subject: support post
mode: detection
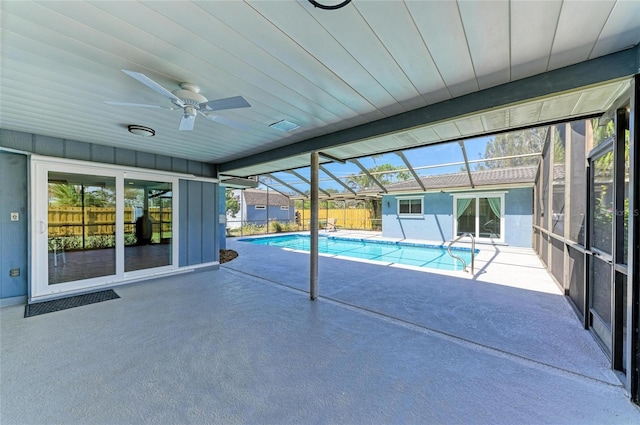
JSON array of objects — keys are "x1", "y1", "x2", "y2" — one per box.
[
  {"x1": 628, "y1": 74, "x2": 639, "y2": 404},
  {"x1": 310, "y1": 152, "x2": 319, "y2": 300}
]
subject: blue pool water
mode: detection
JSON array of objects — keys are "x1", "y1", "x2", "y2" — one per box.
[{"x1": 239, "y1": 234, "x2": 478, "y2": 271}]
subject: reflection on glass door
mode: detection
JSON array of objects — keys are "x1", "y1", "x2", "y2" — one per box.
[
  {"x1": 48, "y1": 172, "x2": 116, "y2": 284},
  {"x1": 124, "y1": 179, "x2": 173, "y2": 272}
]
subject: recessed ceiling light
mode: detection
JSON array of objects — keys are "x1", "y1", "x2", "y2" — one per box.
[
  {"x1": 269, "y1": 120, "x2": 299, "y2": 132},
  {"x1": 128, "y1": 125, "x2": 155, "y2": 137}
]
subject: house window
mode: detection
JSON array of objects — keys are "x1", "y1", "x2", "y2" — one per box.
[
  {"x1": 255, "y1": 205, "x2": 266, "y2": 210},
  {"x1": 397, "y1": 197, "x2": 423, "y2": 216},
  {"x1": 280, "y1": 205, "x2": 289, "y2": 210},
  {"x1": 453, "y1": 193, "x2": 505, "y2": 241}
]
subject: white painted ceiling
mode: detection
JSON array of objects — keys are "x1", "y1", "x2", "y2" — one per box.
[{"x1": 1, "y1": 1, "x2": 638, "y2": 177}]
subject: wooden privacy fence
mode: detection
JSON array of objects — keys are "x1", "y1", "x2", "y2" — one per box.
[
  {"x1": 48, "y1": 206, "x2": 172, "y2": 236},
  {"x1": 296, "y1": 208, "x2": 376, "y2": 230}
]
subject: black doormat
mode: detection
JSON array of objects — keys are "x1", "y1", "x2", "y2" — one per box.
[{"x1": 24, "y1": 289, "x2": 120, "y2": 318}]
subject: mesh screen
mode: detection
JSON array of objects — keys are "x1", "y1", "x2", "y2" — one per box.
[
  {"x1": 568, "y1": 246, "x2": 585, "y2": 316},
  {"x1": 540, "y1": 138, "x2": 551, "y2": 230},
  {"x1": 552, "y1": 125, "x2": 566, "y2": 236},
  {"x1": 569, "y1": 121, "x2": 587, "y2": 245},
  {"x1": 541, "y1": 233, "x2": 549, "y2": 267},
  {"x1": 590, "y1": 257, "x2": 612, "y2": 328},
  {"x1": 551, "y1": 237, "x2": 564, "y2": 285}
]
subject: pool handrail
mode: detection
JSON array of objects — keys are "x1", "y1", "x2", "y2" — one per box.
[{"x1": 447, "y1": 233, "x2": 475, "y2": 274}]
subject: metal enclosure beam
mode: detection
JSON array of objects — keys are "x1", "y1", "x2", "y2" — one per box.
[
  {"x1": 628, "y1": 74, "x2": 639, "y2": 404},
  {"x1": 263, "y1": 173, "x2": 307, "y2": 197},
  {"x1": 286, "y1": 169, "x2": 330, "y2": 197},
  {"x1": 310, "y1": 152, "x2": 319, "y2": 300},
  {"x1": 349, "y1": 159, "x2": 387, "y2": 193},
  {"x1": 319, "y1": 165, "x2": 357, "y2": 195},
  {"x1": 395, "y1": 151, "x2": 425, "y2": 191},
  {"x1": 458, "y1": 141, "x2": 475, "y2": 188}
]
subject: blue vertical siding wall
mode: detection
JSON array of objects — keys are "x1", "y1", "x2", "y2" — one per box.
[
  {"x1": 179, "y1": 180, "x2": 218, "y2": 267},
  {"x1": 382, "y1": 193, "x2": 453, "y2": 242},
  {"x1": 381, "y1": 188, "x2": 533, "y2": 247},
  {"x1": 0, "y1": 129, "x2": 217, "y2": 177},
  {"x1": 0, "y1": 152, "x2": 28, "y2": 302},
  {"x1": 0, "y1": 129, "x2": 220, "y2": 300}
]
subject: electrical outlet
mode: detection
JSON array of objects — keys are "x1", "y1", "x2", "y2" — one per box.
[
  {"x1": 10, "y1": 212, "x2": 19, "y2": 221},
  {"x1": 10, "y1": 268, "x2": 20, "y2": 277}
]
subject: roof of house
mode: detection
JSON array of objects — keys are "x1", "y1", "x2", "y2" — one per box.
[
  {"x1": 384, "y1": 165, "x2": 539, "y2": 192},
  {"x1": 242, "y1": 189, "x2": 291, "y2": 206}
]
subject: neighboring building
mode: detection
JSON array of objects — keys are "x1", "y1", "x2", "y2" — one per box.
[
  {"x1": 381, "y1": 166, "x2": 536, "y2": 247},
  {"x1": 226, "y1": 188, "x2": 295, "y2": 228}
]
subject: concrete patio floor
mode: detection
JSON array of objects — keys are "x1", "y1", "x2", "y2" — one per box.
[{"x1": 1, "y1": 232, "x2": 639, "y2": 424}]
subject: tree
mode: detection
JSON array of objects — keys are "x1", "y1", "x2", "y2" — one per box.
[
  {"x1": 471, "y1": 128, "x2": 547, "y2": 170},
  {"x1": 345, "y1": 163, "x2": 411, "y2": 190},
  {"x1": 225, "y1": 189, "x2": 240, "y2": 218},
  {"x1": 49, "y1": 183, "x2": 113, "y2": 207},
  {"x1": 345, "y1": 163, "x2": 411, "y2": 222}
]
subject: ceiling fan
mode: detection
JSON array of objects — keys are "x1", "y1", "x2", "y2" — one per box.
[{"x1": 104, "y1": 70, "x2": 251, "y2": 131}]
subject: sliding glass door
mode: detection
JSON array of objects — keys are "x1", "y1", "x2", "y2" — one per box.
[
  {"x1": 454, "y1": 193, "x2": 505, "y2": 242},
  {"x1": 32, "y1": 158, "x2": 178, "y2": 300}
]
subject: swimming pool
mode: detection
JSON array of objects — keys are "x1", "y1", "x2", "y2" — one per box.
[{"x1": 239, "y1": 234, "x2": 478, "y2": 271}]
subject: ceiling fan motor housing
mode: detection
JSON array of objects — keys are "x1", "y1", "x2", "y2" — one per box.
[{"x1": 172, "y1": 86, "x2": 208, "y2": 110}]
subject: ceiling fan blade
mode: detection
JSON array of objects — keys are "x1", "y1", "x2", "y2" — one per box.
[
  {"x1": 201, "y1": 96, "x2": 250, "y2": 112},
  {"x1": 201, "y1": 112, "x2": 251, "y2": 131},
  {"x1": 103, "y1": 100, "x2": 175, "y2": 110},
  {"x1": 121, "y1": 70, "x2": 185, "y2": 107},
  {"x1": 179, "y1": 114, "x2": 196, "y2": 131}
]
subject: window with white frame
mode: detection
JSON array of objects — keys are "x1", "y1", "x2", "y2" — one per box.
[
  {"x1": 397, "y1": 196, "x2": 423, "y2": 216},
  {"x1": 280, "y1": 205, "x2": 289, "y2": 210},
  {"x1": 453, "y1": 193, "x2": 505, "y2": 241},
  {"x1": 255, "y1": 205, "x2": 266, "y2": 210}
]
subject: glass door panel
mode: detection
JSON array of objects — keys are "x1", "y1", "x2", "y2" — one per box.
[
  {"x1": 48, "y1": 172, "x2": 116, "y2": 284},
  {"x1": 479, "y1": 197, "x2": 501, "y2": 239},
  {"x1": 456, "y1": 198, "x2": 475, "y2": 235},
  {"x1": 124, "y1": 179, "x2": 173, "y2": 272}
]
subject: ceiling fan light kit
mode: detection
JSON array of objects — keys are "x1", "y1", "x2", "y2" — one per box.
[
  {"x1": 106, "y1": 70, "x2": 251, "y2": 131},
  {"x1": 127, "y1": 125, "x2": 155, "y2": 137}
]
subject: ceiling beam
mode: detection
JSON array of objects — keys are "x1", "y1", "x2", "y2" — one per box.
[
  {"x1": 318, "y1": 151, "x2": 346, "y2": 164},
  {"x1": 218, "y1": 45, "x2": 639, "y2": 174}
]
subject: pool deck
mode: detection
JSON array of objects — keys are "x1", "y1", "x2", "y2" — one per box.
[{"x1": 1, "y1": 231, "x2": 639, "y2": 424}]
